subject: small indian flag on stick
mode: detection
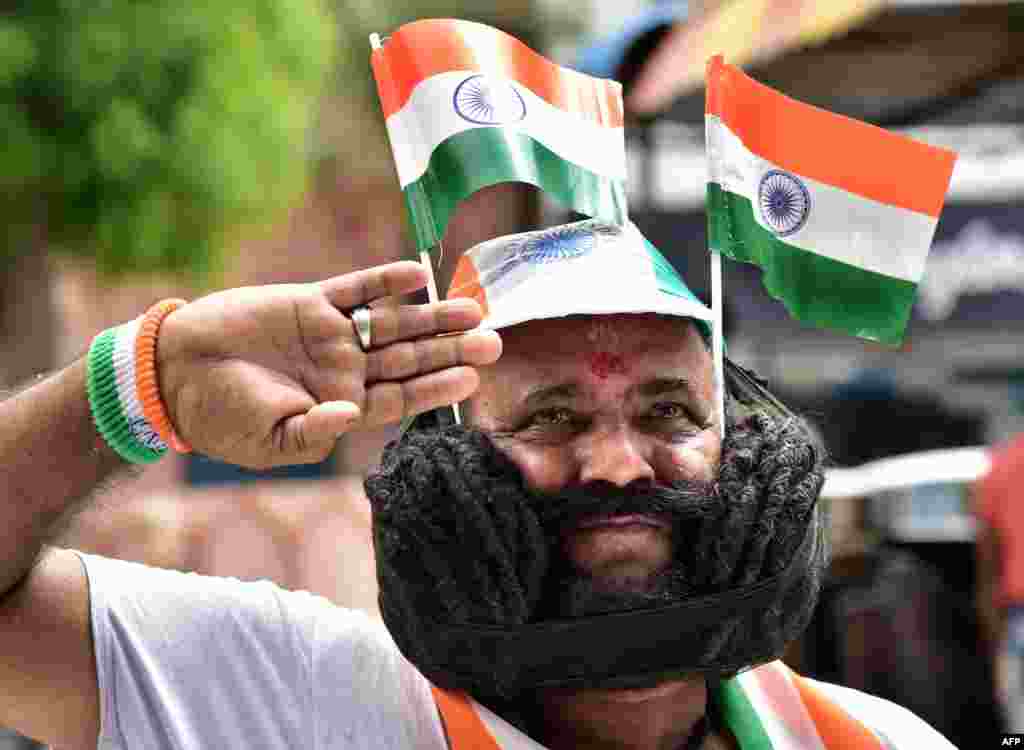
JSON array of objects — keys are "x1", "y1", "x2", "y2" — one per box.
[
  {"x1": 371, "y1": 19, "x2": 628, "y2": 253},
  {"x1": 705, "y1": 55, "x2": 957, "y2": 345}
]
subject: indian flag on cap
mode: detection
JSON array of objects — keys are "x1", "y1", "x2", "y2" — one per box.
[
  {"x1": 371, "y1": 19, "x2": 628, "y2": 253},
  {"x1": 705, "y1": 55, "x2": 957, "y2": 345},
  {"x1": 446, "y1": 219, "x2": 712, "y2": 336}
]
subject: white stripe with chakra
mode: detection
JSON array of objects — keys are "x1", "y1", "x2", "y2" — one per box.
[
  {"x1": 707, "y1": 114, "x2": 938, "y2": 283},
  {"x1": 736, "y1": 665, "x2": 827, "y2": 750},
  {"x1": 111, "y1": 318, "x2": 167, "y2": 452},
  {"x1": 386, "y1": 70, "x2": 627, "y2": 187}
]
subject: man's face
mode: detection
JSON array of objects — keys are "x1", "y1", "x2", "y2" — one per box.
[{"x1": 467, "y1": 313, "x2": 721, "y2": 595}]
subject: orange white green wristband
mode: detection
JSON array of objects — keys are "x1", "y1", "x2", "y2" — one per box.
[{"x1": 86, "y1": 299, "x2": 191, "y2": 464}]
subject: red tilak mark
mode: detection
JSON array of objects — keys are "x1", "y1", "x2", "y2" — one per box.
[{"x1": 587, "y1": 352, "x2": 629, "y2": 379}]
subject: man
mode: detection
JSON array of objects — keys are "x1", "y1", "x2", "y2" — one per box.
[
  {"x1": 0, "y1": 220, "x2": 952, "y2": 748},
  {"x1": 975, "y1": 433, "x2": 1024, "y2": 732}
]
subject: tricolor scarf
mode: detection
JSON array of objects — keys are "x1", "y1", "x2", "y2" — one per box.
[{"x1": 431, "y1": 661, "x2": 944, "y2": 749}]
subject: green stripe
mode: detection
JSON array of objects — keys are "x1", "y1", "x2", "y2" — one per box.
[
  {"x1": 87, "y1": 329, "x2": 165, "y2": 465},
  {"x1": 642, "y1": 237, "x2": 712, "y2": 341},
  {"x1": 716, "y1": 677, "x2": 775, "y2": 750},
  {"x1": 707, "y1": 183, "x2": 917, "y2": 346},
  {"x1": 403, "y1": 128, "x2": 627, "y2": 252}
]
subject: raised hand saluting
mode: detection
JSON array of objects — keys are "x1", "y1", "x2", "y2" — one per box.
[{"x1": 156, "y1": 261, "x2": 500, "y2": 469}]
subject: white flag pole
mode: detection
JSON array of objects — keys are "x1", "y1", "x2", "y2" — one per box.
[
  {"x1": 370, "y1": 32, "x2": 462, "y2": 425},
  {"x1": 705, "y1": 89, "x2": 727, "y2": 440},
  {"x1": 711, "y1": 249, "x2": 726, "y2": 439}
]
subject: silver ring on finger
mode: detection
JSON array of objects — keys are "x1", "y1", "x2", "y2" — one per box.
[{"x1": 350, "y1": 305, "x2": 373, "y2": 351}]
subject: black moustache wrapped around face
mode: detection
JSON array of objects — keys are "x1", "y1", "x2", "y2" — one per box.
[{"x1": 365, "y1": 412, "x2": 827, "y2": 702}]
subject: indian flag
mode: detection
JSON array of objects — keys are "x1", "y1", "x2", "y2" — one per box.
[
  {"x1": 371, "y1": 19, "x2": 628, "y2": 253},
  {"x1": 446, "y1": 219, "x2": 713, "y2": 337},
  {"x1": 705, "y1": 55, "x2": 957, "y2": 345}
]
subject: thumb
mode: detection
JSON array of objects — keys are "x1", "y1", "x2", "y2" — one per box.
[{"x1": 275, "y1": 401, "x2": 361, "y2": 463}]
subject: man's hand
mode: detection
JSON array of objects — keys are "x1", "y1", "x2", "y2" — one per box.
[{"x1": 157, "y1": 261, "x2": 500, "y2": 469}]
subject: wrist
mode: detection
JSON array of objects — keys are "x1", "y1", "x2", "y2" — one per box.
[
  {"x1": 154, "y1": 303, "x2": 189, "y2": 451},
  {"x1": 136, "y1": 299, "x2": 191, "y2": 453}
]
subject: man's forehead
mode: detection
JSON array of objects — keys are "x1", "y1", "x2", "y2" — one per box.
[
  {"x1": 470, "y1": 314, "x2": 715, "y2": 425},
  {"x1": 497, "y1": 313, "x2": 703, "y2": 360},
  {"x1": 584, "y1": 320, "x2": 622, "y2": 350}
]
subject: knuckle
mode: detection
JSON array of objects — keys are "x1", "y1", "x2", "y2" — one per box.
[
  {"x1": 400, "y1": 308, "x2": 422, "y2": 342},
  {"x1": 377, "y1": 308, "x2": 398, "y2": 343},
  {"x1": 388, "y1": 343, "x2": 418, "y2": 379},
  {"x1": 454, "y1": 333, "x2": 468, "y2": 364},
  {"x1": 367, "y1": 382, "x2": 407, "y2": 424},
  {"x1": 364, "y1": 353, "x2": 381, "y2": 382},
  {"x1": 397, "y1": 382, "x2": 414, "y2": 420},
  {"x1": 396, "y1": 305, "x2": 429, "y2": 342},
  {"x1": 359, "y1": 273, "x2": 374, "y2": 304},
  {"x1": 413, "y1": 339, "x2": 430, "y2": 374},
  {"x1": 443, "y1": 336, "x2": 461, "y2": 368}
]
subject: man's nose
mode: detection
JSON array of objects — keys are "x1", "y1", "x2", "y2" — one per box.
[{"x1": 577, "y1": 426, "x2": 656, "y2": 487}]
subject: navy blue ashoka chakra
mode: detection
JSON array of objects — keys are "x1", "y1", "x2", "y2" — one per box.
[
  {"x1": 519, "y1": 224, "x2": 596, "y2": 264},
  {"x1": 757, "y1": 170, "x2": 811, "y2": 237},
  {"x1": 453, "y1": 74, "x2": 527, "y2": 125},
  {"x1": 483, "y1": 225, "x2": 596, "y2": 286}
]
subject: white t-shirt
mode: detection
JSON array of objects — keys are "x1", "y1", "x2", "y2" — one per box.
[
  {"x1": 78, "y1": 552, "x2": 955, "y2": 750},
  {"x1": 78, "y1": 553, "x2": 447, "y2": 750}
]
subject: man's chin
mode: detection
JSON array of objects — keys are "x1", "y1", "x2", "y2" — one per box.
[
  {"x1": 562, "y1": 523, "x2": 673, "y2": 584},
  {"x1": 540, "y1": 677, "x2": 700, "y2": 708},
  {"x1": 539, "y1": 564, "x2": 684, "y2": 619}
]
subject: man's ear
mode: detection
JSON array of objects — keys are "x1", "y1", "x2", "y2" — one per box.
[{"x1": 400, "y1": 405, "x2": 458, "y2": 436}]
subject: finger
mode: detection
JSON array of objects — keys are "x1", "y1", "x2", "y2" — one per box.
[
  {"x1": 319, "y1": 262, "x2": 428, "y2": 310},
  {"x1": 365, "y1": 298, "x2": 484, "y2": 347},
  {"x1": 365, "y1": 329, "x2": 502, "y2": 383},
  {"x1": 274, "y1": 401, "x2": 361, "y2": 463},
  {"x1": 361, "y1": 367, "x2": 480, "y2": 427}
]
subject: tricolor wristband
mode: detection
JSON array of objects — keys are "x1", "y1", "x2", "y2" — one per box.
[
  {"x1": 87, "y1": 298, "x2": 191, "y2": 464},
  {"x1": 87, "y1": 318, "x2": 168, "y2": 464}
]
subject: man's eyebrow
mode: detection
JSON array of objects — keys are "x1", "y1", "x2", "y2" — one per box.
[
  {"x1": 520, "y1": 378, "x2": 698, "y2": 408},
  {"x1": 637, "y1": 377, "x2": 713, "y2": 426},
  {"x1": 635, "y1": 377, "x2": 698, "y2": 399},
  {"x1": 522, "y1": 382, "x2": 580, "y2": 409}
]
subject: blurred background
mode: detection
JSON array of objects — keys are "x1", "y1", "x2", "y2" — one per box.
[{"x1": 3, "y1": 1, "x2": 1024, "y2": 747}]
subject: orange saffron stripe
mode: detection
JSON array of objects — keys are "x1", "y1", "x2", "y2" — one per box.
[
  {"x1": 431, "y1": 687, "x2": 502, "y2": 750},
  {"x1": 705, "y1": 55, "x2": 956, "y2": 217},
  {"x1": 372, "y1": 19, "x2": 624, "y2": 128},
  {"x1": 789, "y1": 672, "x2": 886, "y2": 750},
  {"x1": 135, "y1": 299, "x2": 191, "y2": 454},
  {"x1": 445, "y1": 256, "x2": 490, "y2": 318}
]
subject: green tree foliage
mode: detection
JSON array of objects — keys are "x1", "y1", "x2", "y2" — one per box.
[{"x1": 0, "y1": 1, "x2": 335, "y2": 279}]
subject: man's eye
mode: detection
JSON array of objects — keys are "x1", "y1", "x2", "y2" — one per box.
[
  {"x1": 529, "y1": 408, "x2": 577, "y2": 427},
  {"x1": 649, "y1": 402, "x2": 688, "y2": 420}
]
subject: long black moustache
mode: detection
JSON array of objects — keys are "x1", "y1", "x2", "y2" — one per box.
[
  {"x1": 525, "y1": 479, "x2": 721, "y2": 537},
  {"x1": 525, "y1": 479, "x2": 725, "y2": 620}
]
